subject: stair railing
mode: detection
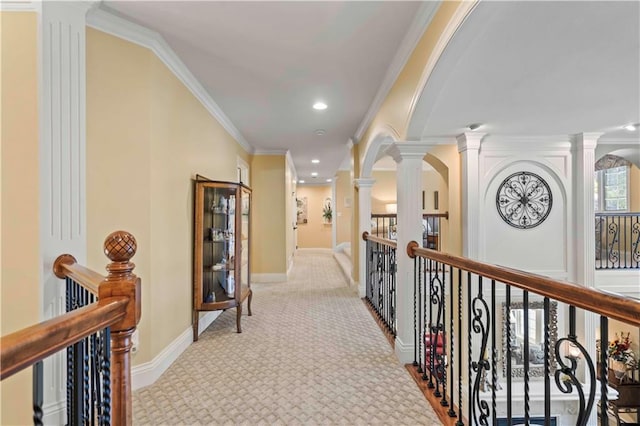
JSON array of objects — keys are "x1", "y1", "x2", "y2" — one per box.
[{"x1": 0, "y1": 230, "x2": 141, "y2": 425}]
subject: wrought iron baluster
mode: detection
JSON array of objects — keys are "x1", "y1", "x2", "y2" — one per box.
[
  {"x1": 491, "y1": 279, "x2": 497, "y2": 426},
  {"x1": 33, "y1": 361, "x2": 43, "y2": 426},
  {"x1": 505, "y1": 285, "x2": 512, "y2": 426},
  {"x1": 426, "y1": 258, "x2": 433, "y2": 385},
  {"x1": 448, "y1": 264, "x2": 456, "y2": 417},
  {"x1": 438, "y1": 263, "x2": 447, "y2": 405},
  {"x1": 456, "y1": 268, "x2": 464, "y2": 426},
  {"x1": 544, "y1": 297, "x2": 551, "y2": 426},
  {"x1": 413, "y1": 257, "x2": 418, "y2": 367},
  {"x1": 83, "y1": 289, "x2": 91, "y2": 424},
  {"x1": 632, "y1": 216, "x2": 640, "y2": 268},
  {"x1": 101, "y1": 328, "x2": 111, "y2": 425},
  {"x1": 523, "y1": 291, "x2": 530, "y2": 426},
  {"x1": 600, "y1": 315, "x2": 609, "y2": 426},
  {"x1": 417, "y1": 257, "x2": 423, "y2": 375},
  {"x1": 554, "y1": 305, "x2": 596, "y2": 426},
  {"x1": 471, "y1": 276, "x2": 490, "y2": 426},
  {"x1": 467, "y1": 272, "x2": 472, "y2": 426}
]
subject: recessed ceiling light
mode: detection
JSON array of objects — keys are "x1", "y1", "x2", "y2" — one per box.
[
  {"x1": 311, "y1": 172, "x2": 318, "y2": 177},
  {"x1": 311, "y1": 159, "x2": 320, "y2": 164},
  {"x1": 299, "y1": 180, "x2": 305, "y2": 184},
  {"x1": 468, "y1": 123, "x2": 482, "y2": 131},
  {"x1": 314, "y1": 129, "x2": 326, "y2": 136},
  {"x1": 313, "y1": 102, "x2": 327, "y2": 111},
  {"x1": 623, "y1": 123, "x2": 638, "y2": 131},
  {"x1": 326, "y1": 179, "x2": 332, "y2": 182}
]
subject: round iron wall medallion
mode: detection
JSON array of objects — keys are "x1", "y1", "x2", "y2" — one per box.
[{"x1": 496, "y1": 171, "x2": 552, "y2": 229}]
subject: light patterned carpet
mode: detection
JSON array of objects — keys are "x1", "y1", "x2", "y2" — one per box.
[{"x1": 133, "y1": 251, "x2": 439, "y2": 425}]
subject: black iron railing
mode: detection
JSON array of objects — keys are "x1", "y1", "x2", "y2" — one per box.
[
  {"x1": 408, "y1": 242, "x2": 640, "y2": 426},
  {"x1": 370, "y1": 212, "x2": 448, "y2": 250},
  {"x1": 595, "y1": 212, "x2": 640, "y2": 269},
  {"x1": 363, "y1": 232, "x2": 397, "y2": 337},
  {"x1": 63, "y1": 277, "x2": 112, "y2": 425}
]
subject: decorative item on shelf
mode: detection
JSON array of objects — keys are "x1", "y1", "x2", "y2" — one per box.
[
  {"x1": 204, "y1": 291, "x2": 215, "y2": 303},
  {"x1": 608, "y1": 331, "x2": 637, "y2": 380},
  {"x1": 227, "y1": 276, "x2": 235, "y2": 298},
  {"x1": 496, "y1": 171, "x2": 552, "y2": 229},
  {"x1": 323, "y1": 197, "x2": 332, "y2": 224}
]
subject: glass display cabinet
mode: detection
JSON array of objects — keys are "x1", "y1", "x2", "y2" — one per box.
[{"x1": 193, "y1": 176, "x2": 252, "y2": 341}]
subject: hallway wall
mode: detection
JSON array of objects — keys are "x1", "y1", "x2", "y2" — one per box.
[
  {"x1": 296, "y1": 186, "x2": 332, "y2": 249},
  {"x1": 86, "y1": 28, "x2": 251, "y2": 365},
  {"x1": 0, "y1": 11, "x2": 40, "y2": 425},
  {"x1": 335, "y1": 170, "x2": 352, "y2": 246}
]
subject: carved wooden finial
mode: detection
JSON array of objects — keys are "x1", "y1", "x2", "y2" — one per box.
[
  {"x1": 104, "y1": 231, "x2": 137, "y2": 262},
  {"x1": 104, "y1": 231, "x2": 137, "y2": 278}
]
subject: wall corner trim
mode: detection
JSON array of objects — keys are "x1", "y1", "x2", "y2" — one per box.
[
  {"x1": 86, "y1": 7, "x2": 253, "y2": 154},
  {"x1": 131, "y1": 311, "x2": 220, "y2": 390}
]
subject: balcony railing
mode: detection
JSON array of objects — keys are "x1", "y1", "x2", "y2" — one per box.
[
  {"x1": 595, "y1": 212, "x2": 640, "y2": 269},
  {"x1": 407, "y1": 242, "x2": 640, "y2": 426},
  {"x1": 371, "y1": 212, "x2": 448, "y2": 251},
  {"x1": 363, "y1": 232, "x2": 397, "y2": 337}
]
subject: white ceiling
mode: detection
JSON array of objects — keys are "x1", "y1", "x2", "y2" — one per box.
[
  {"x1": 100, "y1": 1, "x2": 638, "y2": 183},
  {"x1": 103, "y1": 1, "x2": 423, "y2": 183},
  {"x1": 408, "y1": 1, "x2": 640, "y2": 141}
]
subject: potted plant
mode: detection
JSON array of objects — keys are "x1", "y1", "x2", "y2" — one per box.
[{"x1": 322, "y1": 204, "x2": 332, "y2": 224}]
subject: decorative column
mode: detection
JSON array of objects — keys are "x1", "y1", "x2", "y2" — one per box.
[
  {"x1": 355, "y1": 178, "x2": 376, "y2": 297},
  {"x1": 40, "y1": 2, "x2": 94, "y2": 423},
  {"x1": 457, "y1": 133, "x2": 485, "y2": 259},
  {"x1": 573, "y1": 132, "x2": 601, "y2": 425},
  {"x1": 387, "y1": 142, "x2": 431, "y2": 363}
]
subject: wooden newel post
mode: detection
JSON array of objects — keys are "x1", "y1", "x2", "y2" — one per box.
[{"x1": 98, "y1": 231, "x2": 141, "y2": 426}]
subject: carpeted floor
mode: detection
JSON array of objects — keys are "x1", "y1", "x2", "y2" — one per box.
[{"x1": 132, "y1": 251, "x2": 439, "y2": 425}]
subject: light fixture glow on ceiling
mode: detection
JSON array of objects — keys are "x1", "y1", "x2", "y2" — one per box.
[
  {"x1": 299, "y1": 180, "x2": 305, "y2": 184},
  {"x1": 311, "y1": 172, "x2": 318, "y2": 177},
  {"x1": 314, "y1": 129, "x2": 326, "y2": 136},
  {"x1": 623, "y1": 123, "x2": 638, "y2": 131},
  {"x1": 326, "y1": 179, "x2": 332, "y2": 182},
  {"x1": 313, "y1": 102, "x2": 327, "y2": 111},
  {"x1": 311, "y1": 159, "x2": 320, "y2": 164}
]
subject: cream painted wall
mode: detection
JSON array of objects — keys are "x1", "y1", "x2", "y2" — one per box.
[
  {"x1": 370, "y1": 169, "x2": 448, "y2": 215},
  {"x1": 0, "y1": 12, "x2": 40, "y2": 425},
  {"x1": 296, "y1": 186, "x2": 332, "y2": 249},
  {"x1": 630, "y1": 164, "x2": 640, "y2": 211},
  {"x1": 251, "y1": 155, "x2": 287, "y2": 274},
  {"x1": 86, "y1": 28, "x2": 251, "y2": 364},
  {"x1": 335, "y1": 170, "x2": 352, "y2": 245}
]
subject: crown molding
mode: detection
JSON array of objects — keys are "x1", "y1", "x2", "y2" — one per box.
[
  {"x1": 0, "y1": 1, "x2": 40, "y2": 11},
  {"x1": 86, "y1": 7, "x2": 253, "y2": 153},
  {"x1": 481, "y1": 134, "x2": 573, "y2": 148},
  {"x1": 598, "y1": 137, "x2": 640, "y2": 145},
  {"x1": 420, "y1": 136, "x2": 458, "y2": 145},
  {"x1": 353, "y1": 1, "x2": 439, "y2": 141},
  {"x1": 253, "y1": 149, "x2": 288, "y2": 155}
]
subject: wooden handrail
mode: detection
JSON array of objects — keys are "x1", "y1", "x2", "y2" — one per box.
[
  {"x1": 407, "y1": 243, "x2": 640, "y2": 327},
  {"x1": 362, "y1": 231, "x2": 397, "y2": 248},
  {"x1": 0, "y1": 297, "x2": 128, "y2": 380},
  {"x1": 53, "y1": 254, "x2": 103, "y2": 294}
]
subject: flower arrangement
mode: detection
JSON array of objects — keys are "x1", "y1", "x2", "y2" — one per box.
[
  {"x1": 322, "y1": 204, "x2": 332, "y2": 223},
  {"x1": 608, "y1": 331, "x2": 634, "y2": 363}
]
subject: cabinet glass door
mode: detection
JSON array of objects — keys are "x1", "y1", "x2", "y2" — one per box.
[
  {"x1": 240, "y1": 187, "x2": 251, "y2": 294},
  {"x1": 202, "y1": 184, "x2": 236, "y2": 304}
]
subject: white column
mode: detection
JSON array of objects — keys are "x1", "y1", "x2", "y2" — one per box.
[
  {"x1": 573, "y1": 133, "x2": 601, "y2": 425},
  {"x1": 355, "y1": 178, "x2": 375, "y2": 297},
  {"x1": 387, "y1": 142, "x2": 431, "y2": 363},
  {"x1": 40, "y1": 2, "x2": 93, "y2": 423},
  {"x1": 457, "y1": 133, "x2": 485, "y2": 259}
]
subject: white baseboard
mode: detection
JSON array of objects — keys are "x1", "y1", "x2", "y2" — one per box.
[
  {"x1": 394, "y1": 336, "x2": 414, "y2": 364},
  {"x1": 334, "y1": 242, "x2": 349, "y2": 253},
  {"x1": 42, "y1": 400, "x2": 65, "y2": 425},
  {"x1": 358, "y1": 280, "x2": 366, "y2": 297},
  {"x1": 132, "y1": 311, "x2": 220, "y2": 390},
  {"x1": 252, "y1": 273, "x2": 287, "y2": 283},
  {"x1": 287, "y1": 255, "x2": 294, "y2": 278}
]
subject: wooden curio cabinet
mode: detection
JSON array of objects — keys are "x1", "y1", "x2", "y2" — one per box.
[{"x1": 193, "y1": 177, "x2": 252, "y2": 341}]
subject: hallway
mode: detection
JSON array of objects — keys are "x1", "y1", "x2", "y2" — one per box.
[{"x1": 132, "y1": 251, "x2": 439, "y2": 425}]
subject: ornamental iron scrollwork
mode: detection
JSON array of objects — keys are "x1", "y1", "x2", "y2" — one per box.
[{"x1": 496, "y1": 171, "x2": 552, "y2": 229}]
